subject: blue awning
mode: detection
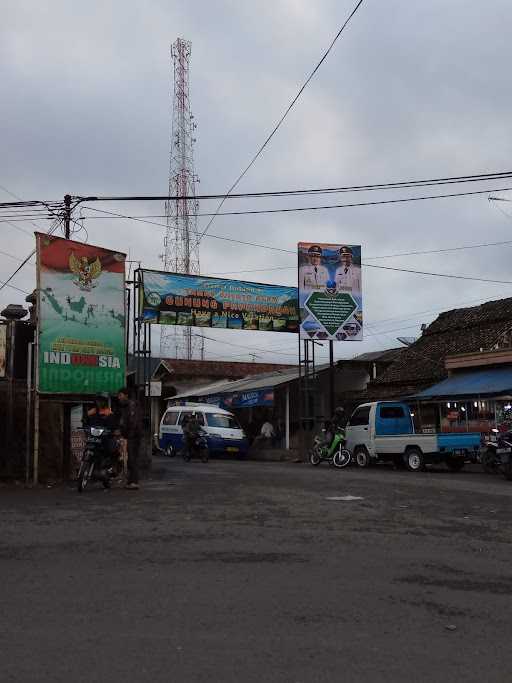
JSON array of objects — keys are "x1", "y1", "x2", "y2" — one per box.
[{"x1": 413, "y1": 367, "x2": 512, "y2": 400}]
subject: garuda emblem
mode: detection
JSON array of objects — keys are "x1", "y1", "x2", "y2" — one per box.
[{"x1": 69, "y1": 253, "x2": 102, "y2": 291}]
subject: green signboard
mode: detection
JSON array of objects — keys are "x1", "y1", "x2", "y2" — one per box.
[
  {"x1": 36, "y1": 234, "x2": 126, "y2": 394},
  {"x1": 305, "y1": 292, "x2": 357, "y2": 336}
]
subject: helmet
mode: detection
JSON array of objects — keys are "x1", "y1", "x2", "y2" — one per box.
[{"x1": 335, "y1": 406, "x2": 345, "y2": 417}]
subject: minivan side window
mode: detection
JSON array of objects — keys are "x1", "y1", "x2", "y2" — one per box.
[
  {"x1": 348, "y1": 406, "x2": 371, "y2": 427},
  {"x1": 163, "y1": 411, "x2": 178, "y2": 426},
  {"x1": 380, "y1": 406, "x2": 405, "y2": 419},
  {"x1": 178, "y1": 411, "x2": 205, "y2": 426}
]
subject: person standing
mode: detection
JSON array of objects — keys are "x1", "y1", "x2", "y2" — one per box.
[{"x1": 117, "y1": 387, "x2": 143, "y2": 490}]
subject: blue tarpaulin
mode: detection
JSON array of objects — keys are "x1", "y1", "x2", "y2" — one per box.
[{"x1": 413, "y1": 367, "x2": 512, "y2": 400}]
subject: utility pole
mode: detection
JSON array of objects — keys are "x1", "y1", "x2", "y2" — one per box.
[
  {"x1": 64, "y1": 194, "x2": 72, "y2": 239},
  {"x1": 62, "y1": 193, "x2": 72, "y2": 478}
]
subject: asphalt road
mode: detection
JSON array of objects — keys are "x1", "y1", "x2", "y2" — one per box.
[{"x1": 1, "y1": 457, "x2": 511, "y2": 682}]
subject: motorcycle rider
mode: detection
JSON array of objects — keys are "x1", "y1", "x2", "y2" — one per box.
[
  {"x1": 84, "y1": 394, "x2": 120, "y2": 480},
  {"x1": 183, "y1": 412, "x2": 202, "y2": 458},
  {"x1": 324, "y1": 406, "x2": 346, "y2": 449}
]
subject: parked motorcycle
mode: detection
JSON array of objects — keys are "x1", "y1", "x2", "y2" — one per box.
[
  {"x1": 77, "y1": 426, "x2": 121, "y2": 492},
  {"x1": 482, "y1": 429, "x2": 512, "y2": 481},
  {"x1": 309, "y1": 427, "x2": 351, "y2": 468},
  {"x1": 182, "y1": 430, "x2": 209, "y2": 463}
]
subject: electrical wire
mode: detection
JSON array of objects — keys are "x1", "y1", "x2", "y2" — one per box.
[
  {"x1": 76, "y1": 185, "x2": 512, "y2": 220},
  {"x1": 74, "y1": 170, "x2": 512, "y2": 204},
  {"x1": 80, "y1": 205, "x2": 512, "y2": 285},
  {"x1": 198, "y1": 0, "x2": 365, "y2": 240}
]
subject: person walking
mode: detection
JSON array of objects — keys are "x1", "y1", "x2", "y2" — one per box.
[{"x1": 117, "y1": 387, "x2": 143, "y2": 490}]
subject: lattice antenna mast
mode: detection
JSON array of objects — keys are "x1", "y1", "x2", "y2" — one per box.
[{"x1": 161, "y1": 37, "x2": 203, "y2": 359}]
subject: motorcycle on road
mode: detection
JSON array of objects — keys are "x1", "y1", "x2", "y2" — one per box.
[
  {"x1": 77, "y1": 426, "x2": 121, "y2": 492},
  {"x1": 482, "y1": 429, "x2": 512, "y2": 481},
  {"x1": 309, "y1": 426, "x2": 351, "y2": 468},
  {"x1": 182, "y1": 429, "x2": 209, "y2": 463}
]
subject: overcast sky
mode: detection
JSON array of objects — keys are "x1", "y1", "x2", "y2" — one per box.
[{"x1": 2, "y1": 0, "x2": 512, "y2": 364}]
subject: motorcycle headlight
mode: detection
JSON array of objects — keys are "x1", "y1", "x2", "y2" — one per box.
[{"x1": 90, "y1": 427, "x2": 105, "y2": 437}]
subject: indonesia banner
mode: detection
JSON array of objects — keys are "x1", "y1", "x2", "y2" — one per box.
[{"x1": 36, "y1": 233, "x2": 126, "y2": 394}]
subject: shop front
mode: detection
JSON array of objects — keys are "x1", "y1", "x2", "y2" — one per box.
[{"x1": 411, "y1": 366, "x2": 512, "y2": 437}]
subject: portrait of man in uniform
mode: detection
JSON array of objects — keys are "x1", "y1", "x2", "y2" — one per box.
[
  {"x1": 299, "y1": 244, "x2": 330, "y2": 292},
  {"x1": 334, "y1": 245, "x2": 361, "y2": 296}
]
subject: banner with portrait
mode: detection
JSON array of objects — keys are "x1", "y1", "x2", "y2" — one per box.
[{"x1": 298, "y1": 242, "x2": 363, "y2": 341}]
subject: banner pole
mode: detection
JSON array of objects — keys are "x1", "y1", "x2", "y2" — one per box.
[{"x1": 25, "y1": 342, "x2": 33, "y2": 485}]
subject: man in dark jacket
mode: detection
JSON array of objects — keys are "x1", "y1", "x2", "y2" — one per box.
[
  {"x1": 182, "y1": 412, "x2": 202, "y2": 458},
  {"x1": 117, "y1": 387, "x2": 143, "y2": 490}
]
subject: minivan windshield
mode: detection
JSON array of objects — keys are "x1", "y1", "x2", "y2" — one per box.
[{"x1": 206, "y1": 413, "x2": 240, "y2": 429}]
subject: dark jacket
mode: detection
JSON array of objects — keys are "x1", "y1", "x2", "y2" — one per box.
[{"x1": 118, "y1": 399, "x2": 143, "y2": 440}]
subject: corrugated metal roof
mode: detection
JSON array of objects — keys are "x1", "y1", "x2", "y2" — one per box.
[
  {"x1": 166, "y1": 364, "x2": 330, "y2": 401},
  {"x1": 412, "y1": 367, "x2": 512, "y2": 399}
]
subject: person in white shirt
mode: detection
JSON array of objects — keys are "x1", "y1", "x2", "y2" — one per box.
[
  {"x1": 254, "y1": 419, "x2": 276, "y2": 449},
  {"x1": 335, "y1": 246, "x2": 361, "y2": 296},
  {"x1": 260, "y1": 421, "x2": 275, "y2": 439},
  {"x1": 299, "y1": 245, "x2": 330, "y2": 293}
]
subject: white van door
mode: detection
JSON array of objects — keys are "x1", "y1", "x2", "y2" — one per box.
[
  {"x1": 160, "y1": 410, "x2": 181, "y2": 454},
  {"x1": 346, "y1": 405, "x2": 372, "y2": 454}
]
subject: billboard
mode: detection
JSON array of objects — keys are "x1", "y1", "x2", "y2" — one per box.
[
  {"x1": 140, "y1": 270, "x2": 299, "y2": 334},
  {"x1": 0, "y1": 324, "x2": 6, "y2": 378},
  {"x1": 298, "y1": 242, "x2": 362, "y2": 341},
  {"x1": 36, "y1": 233, "x2": 126, "y2": 394}
]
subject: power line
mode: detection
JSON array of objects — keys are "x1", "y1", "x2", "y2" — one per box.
[
  {"x1": 0, "y1": 219, "x2": 61, "y2": 294},
  {"x1": 80, "y1": 205, "x2": 512, "y2": 285},
  {"x1": 78, "y1": 185, "x2": 512, "y2": 220},
  {"x1": 0, "y1": 248, "x2": 35, "y2": 266},
  {"x1": 198, "y1": 0, "x2": 365, "y2": 240},
  {"x1": 82, "y1": 205, "x2": 295, "y2": 253},
  {"x1": 364, "y1": 262, "x2": 512, "y2": 285},
  {"x1": 74, "y1": 170, "x2": 512, "y2": 204},
  {"x1": 0, "y1": 281, "x2": 30, "y2": 295}
]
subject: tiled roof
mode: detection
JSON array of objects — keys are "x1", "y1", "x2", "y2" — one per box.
[{"x1": 370, "y1": 297, "x2": 512, "y2": 392}]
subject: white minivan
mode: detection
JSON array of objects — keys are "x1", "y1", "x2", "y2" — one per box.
[{"x1": 159, "y1": 403, "x2": 248, "y2": 458}]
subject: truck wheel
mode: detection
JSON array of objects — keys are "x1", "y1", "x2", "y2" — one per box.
[
  {"x1": 446, "y1": 458, "x2": 465, "y2": 472},
  {"x1": 405, "y1": 448, "x2": 425, "y2": 472},
  {"x1": 354, "y1": 447, "x2": 371, "y2": 468}
]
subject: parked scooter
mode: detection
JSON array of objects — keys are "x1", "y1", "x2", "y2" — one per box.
[
  {"x1": 482, "y1": 428, "x2": 512, "y2": 481},
  {"x1": 77, "y1": 426, "x2": 121, "y2": 492},
  {"x1": 309, "y1": 426, "x2": 351, "y2": 468},
  {"x1": 182, "y1": 429, "x2": 209, "y2": 463}
]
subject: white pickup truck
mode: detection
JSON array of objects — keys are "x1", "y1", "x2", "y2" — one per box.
[{"x1": 345, "y1": 401, "x2": 481, "y2": 472}]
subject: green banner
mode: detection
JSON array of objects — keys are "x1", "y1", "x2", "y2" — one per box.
[{"x1": 36, "y1": 234, "x2": 126, "y2": 394}]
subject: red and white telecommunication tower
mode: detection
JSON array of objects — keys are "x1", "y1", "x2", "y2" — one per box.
[{"x1": 160, "y1": 37, "x2": 203, "y2": 359}]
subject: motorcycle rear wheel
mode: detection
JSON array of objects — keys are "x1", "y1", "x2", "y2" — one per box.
[
  {"x1": 309, "y1": 449, "x2": 322, "y2": 466},
  {"x1": 333, "y1": 448, "x2": 351, "y2": 468}
]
